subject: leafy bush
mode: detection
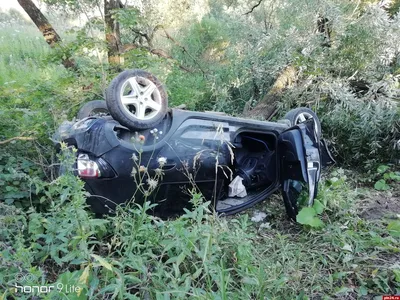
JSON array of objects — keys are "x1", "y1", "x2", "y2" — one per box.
[
  {"x1": 279, "y1": 77, "x2": 400, "y2": 165},
  {"x1": 1, "y1": 164, "x2": 399, "y2": 298}
]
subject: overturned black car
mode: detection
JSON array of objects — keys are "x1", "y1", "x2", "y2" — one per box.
[{"x1": 56, "y1": 69, "x2": 334, "y2": 219}]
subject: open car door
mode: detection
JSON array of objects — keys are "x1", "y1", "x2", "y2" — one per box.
[{"x1": 278, "y1": 120, "x2": 321, "y2": 219}]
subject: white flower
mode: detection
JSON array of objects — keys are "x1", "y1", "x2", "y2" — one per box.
[
  {"x1": 146, "y1": 178, "x2": 158, "y2": 190},
  {"x1": 155, "y1": 168, "x2": 163, "y2": 175},
  {"x1": 131, "y1": 153, "x2": 138, "y2": 161},
  {"x1": 158, "y1": 157, "x2": 167, "y2": 167},
  {"x1": 130, "y1": 167, "x2": 137, "y2": 176},
  {"x1": 159, "y1": 131, "x2": 163, "y2": 135},
  {"x1": 154, "y1": 128, "x2": 158, "y2": 133}
]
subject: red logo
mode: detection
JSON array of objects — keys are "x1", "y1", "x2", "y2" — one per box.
[{"x1": 383, "y1": 296, "x2": 400, "y2": 300}]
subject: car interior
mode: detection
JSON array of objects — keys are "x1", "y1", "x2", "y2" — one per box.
[{"x1": 216, "y1": 131, "x2": 278, "y2": 212}]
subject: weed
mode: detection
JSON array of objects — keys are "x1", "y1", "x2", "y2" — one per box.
[{"x1": 374, "y1": 165, "x2": 400, "y2": 191}]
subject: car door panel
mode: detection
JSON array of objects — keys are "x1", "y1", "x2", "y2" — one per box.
[{"x1": 279, "y1": 120, "x2": 321, "y2": 219}]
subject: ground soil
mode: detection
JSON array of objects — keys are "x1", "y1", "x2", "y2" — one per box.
[{"x1": 359, "y1": 188, "x2": 400, "y2": 220}]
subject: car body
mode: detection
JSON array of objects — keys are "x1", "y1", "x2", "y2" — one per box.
[{"x1": 56, "y1": 107, "x2": 334, "y2": 219}]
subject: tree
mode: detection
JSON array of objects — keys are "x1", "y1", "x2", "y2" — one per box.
[
  {"x1": 105, "y1": 0, "x2": 123, "y2": 66},
  {"x1": 17, "y1": 0, "x2": 75, "y2": 68}
]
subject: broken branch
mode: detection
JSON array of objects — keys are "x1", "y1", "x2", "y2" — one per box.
[
  {"x1": 0, "y1": 136, "x2": 36, "y2": 145},
  {"x1": 161, "y1": 28, "x2": 206, "y2": 76},
  {"x1": 244, "y1": 0, "x2": 264, "y2": 15},
  {"x1": 121, "y1": 44, "x2": 193, "y2": 73}
]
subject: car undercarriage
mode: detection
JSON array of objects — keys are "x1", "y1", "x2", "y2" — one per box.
[{"x1": 55, "y1": 69, "x2": 334, "y2": 220}]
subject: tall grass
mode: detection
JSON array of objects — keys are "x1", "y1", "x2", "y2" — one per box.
[
  {"x1": 1, "y1": 162, "x2": 399, "y2": 299},
  {"x1": 0, "y1": 21, "x2": 65, "y2": 86}
]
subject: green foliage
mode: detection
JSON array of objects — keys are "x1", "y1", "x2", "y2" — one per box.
[
  {"x1": 1, "y1": 157, "x2": 400, "y2": 299},
  {"x1": 297, "y1": 206, "x2": 324, "y2": 228},
  {"x1": 0, "y1": 22, "x2": 55, "y2": 86},
  {"x1": 113, "y1": 7, "x2": 140, "y2": 29},
  {"x1": 0, "y1": 15, "x2": 111, "y2": 210},
  {"x1": 373, "y1": 165, "x2": 400, "y2": 190},
  {"x1": 296, "y1": 169, "x2": 351, "y2": 228},
  {"x1": 166, "y1": 67, "x2": 210, "y2": 109},
  {"x1": 387, "y1": 220, "x2": 400, "y2": 238},
  {"x1": 167, "y1": 0, "x2": 399, "y2": 166},
  {"x1": 7, "y1": 144, "x2": 395, "y2": 300},
  {"x1": 319, "y1": 91, "x2": 400, "y2": 165},
  {"x1": 388, "y1": 0, "x2": 400, "y2": 16},
  {"x1": 374, "y1": 179, "x2": 390, "y2": 190},
  {"x1": 0, "y1": 150, "x2": 40, "y2": 206},
  {"x1": 17, "y1": 0, "x2": 400, "y2": 165}
]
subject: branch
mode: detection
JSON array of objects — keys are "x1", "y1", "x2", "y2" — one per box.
[
  {"x1": 126, "y1": 26, "x2": 203, "y2": 74},
  {"x1": 161, "y1": 28, "x2": 206, "y2": 76},
  {"x1": 121, "y1": 44, "x2": 193, "y2": 73},
  {"x1": 244, "y1": 0, "x2": 264, "y2": 15},
  {"x1": 131, "y1": 28, "x2": 152, "y2": 47},
  {"x1": 0, "y1": 136, "x2": 35, "y2": 145}
]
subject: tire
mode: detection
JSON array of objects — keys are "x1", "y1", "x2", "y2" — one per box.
[
  {"x1": 284, "y1": 107, "x2": 321, "y2": 139},
  {"x1": 106, "y1": 69, "x2": 168, "y2": 130},
  {"x1": 77, "y1": 100, "x2": 109, "y2": 119}
]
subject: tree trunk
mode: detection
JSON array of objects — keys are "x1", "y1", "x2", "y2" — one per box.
[
  {"x1": 17, "y1": 0, "x2": 60, "y2": 46},
  {"x1": 104, "y1": 0, "x2": 122, "y2": 66},
  {"x1": 17, "y1": 0, "x2": 75, "y2": 69},
  {"x1": 244, "y1": 66, "x2": 297, "y2": 119},
  {"x1": 317, "y1": 16, "x2": 332, "y2": 47}
]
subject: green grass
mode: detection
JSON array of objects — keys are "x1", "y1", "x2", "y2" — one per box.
[
  {"x1": 0, "y1": 21, "x2": 105, "y2": 142},
  {"x1": 0, "y1": 22, "x2": 63, "y2": 86},
  {"x1": 0, "y1": 161, "x2": 399, "y2": 299}
]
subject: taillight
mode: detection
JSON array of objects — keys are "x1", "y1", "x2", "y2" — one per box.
[
  {"x1": 77, "y1": 154, "x2": 101, "y2": 178},
  {"x1": 76, "y1": 153, "x2": 115, "y2": 178}
]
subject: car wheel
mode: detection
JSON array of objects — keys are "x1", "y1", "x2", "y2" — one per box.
[
  {"x1": 284, "y1": 107, "x2": 321, "y2": 138},
  {"x1": 106, "y1": 69, "x2": 168, "y2": 130},
  {"x1": 77, "y1": 100, "x2": 109, "y2": 119}
]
